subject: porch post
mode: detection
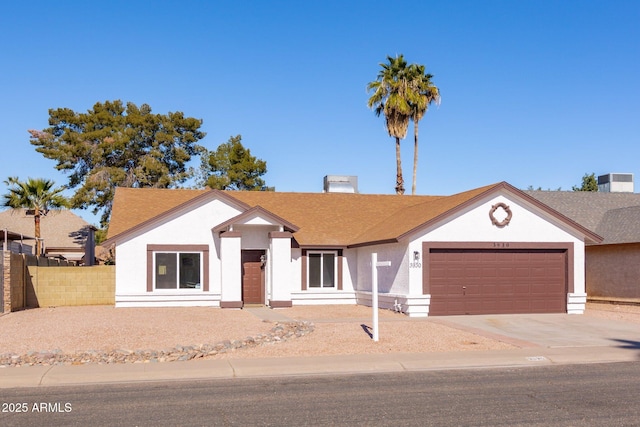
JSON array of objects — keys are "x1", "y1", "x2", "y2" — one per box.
[
  {"x1": 268, "y1": 231, "x2": 293, "y2": 308},
  {"x1": 220, "y1": 231, "x2": 243, "y2": 308}
]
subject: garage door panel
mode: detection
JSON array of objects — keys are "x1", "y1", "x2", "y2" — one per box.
[
  {"x1": 513, "y1": 267, "x2": 529, "y2": 278},
  {"x1": 429, "y1": 248, "x2": 567, "y2": 315},
  {"x1": 448, "y1": 267, "x2": 465, "y2": 278},
  {"x1": 430, "y1": 298, "x2": 465, "y2": 315},
  {"x1": 431, "y1": 284, "x2": 463, "y2": 297},
  {"x1": 497, "y1": 267, "x2": 515, "y2": 278},
  {"x1": 465, "y1": 284, "x2": 482, "y2": 295}
]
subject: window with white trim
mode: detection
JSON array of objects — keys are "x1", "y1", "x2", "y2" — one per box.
[
  {"x1": 154, "y1": 252, "x2": 202, "y2": 289},
  {"x1": 308, "y1": 251, "x2": 336, "y2": 288}
]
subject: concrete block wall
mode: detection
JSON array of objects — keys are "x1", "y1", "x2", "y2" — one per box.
[{"x1": 27, "y1": 265, "x2": 115, "y2": 307}]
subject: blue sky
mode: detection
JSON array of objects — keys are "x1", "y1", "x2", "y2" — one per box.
[{"x1": 1, "y1": 0, "x2": 639, "y2": 225}]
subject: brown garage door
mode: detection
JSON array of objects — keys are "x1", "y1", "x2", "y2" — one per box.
[{"x1": 429, "y1": 249, "x2": 567, "y2": 315}]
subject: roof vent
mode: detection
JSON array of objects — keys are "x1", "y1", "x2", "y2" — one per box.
[
  {"x1": 597, "y1": 173, "x2": 634, "y2": 193},
  {"x1": 323, "y1": 175, "x2": 358, "y2": 193}
]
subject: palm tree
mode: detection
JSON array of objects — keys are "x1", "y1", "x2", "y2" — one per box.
[
  {"x1": 2, "y1": 177, "x2": 69, "y2": 256},
  {"x1": 407, "y1": 64, "x2": 440, "y2": 195},
  {"x1": 367, "y1": 55, "x2": 416, "y2": 195}
]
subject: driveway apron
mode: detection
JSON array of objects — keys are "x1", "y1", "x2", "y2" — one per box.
[{"x1": 435, "y1": 314, "x2": 640, "y2": 349}]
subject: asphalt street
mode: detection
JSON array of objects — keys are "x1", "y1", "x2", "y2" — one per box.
[{"x1": 2, "y1": 362, "x2": 640, "y2": 426}]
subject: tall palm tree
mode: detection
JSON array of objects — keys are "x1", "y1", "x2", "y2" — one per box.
[
  {"x1": 2, "y1": 177, "x2": 69, "y2": 256},
  {"x1": 407, "y1": 64, "x2": 440, "y2": 195},
  {"x1": 367, "y1": 55, "x2": 416, "y2": 195}
]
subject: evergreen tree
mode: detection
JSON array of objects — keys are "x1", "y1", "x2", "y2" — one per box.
[
  {"x1": 29, "y1": 100, "x2": 206, "y2": 226},
  {"x1": 572, "y1": 173, "x2": 598, "y2": 192},
  {"x1": 201, "y1": 135, "x2": 272, "y2": 191}
]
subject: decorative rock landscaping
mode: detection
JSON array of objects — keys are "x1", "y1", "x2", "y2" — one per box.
[{"x1": 0, "y1": 321, "x2": 314, "y2": 368}]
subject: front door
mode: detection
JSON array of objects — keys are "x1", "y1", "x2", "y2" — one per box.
[{"x1": 242, "y1": 250, "x2": 265, "y2": 305}]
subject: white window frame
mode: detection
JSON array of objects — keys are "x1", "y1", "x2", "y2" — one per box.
[
  {"x1": 153, "y1": 251, "x2": 203, "y2": 291},
  {"x1": 307, "y1": 250, "x2": 338, "y2": 289}
]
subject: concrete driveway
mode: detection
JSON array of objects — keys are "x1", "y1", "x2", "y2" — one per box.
[{"x1": 434, "y1": 313, "x2": 640, "y2": 350}]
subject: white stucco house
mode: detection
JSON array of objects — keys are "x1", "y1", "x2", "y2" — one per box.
[{"x1": 102, "y1": 182, "x2": 601, "y2": 316}]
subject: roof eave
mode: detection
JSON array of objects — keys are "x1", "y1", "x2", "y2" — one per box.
[
  {"x1": 211, "y1": 205, "x2": 300, "y2": 234},
  {"x1": 347, "y1": 238, "x2": 399, "y2": 249},
  {"x1": 105, "y1": 189, "x2": 252, "y2": 246}
]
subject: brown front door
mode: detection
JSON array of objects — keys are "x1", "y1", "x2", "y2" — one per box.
[
  {"x1": 242, "y1": 250, "x2": 265, "y2": 305},
  {"x1": 429, "y1": 249, "x2": 567, "y2": 315}
]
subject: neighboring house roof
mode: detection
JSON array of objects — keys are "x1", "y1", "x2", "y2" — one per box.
[
  {"x1": 0, "y1": 209, "x2": 91, "y2": 250},
  {"x1": 106, "y1": 182, "x2": 601, "y2": 248},
  {"x1": 526, "y1": 191, "x2": 640, "y2": 245}
]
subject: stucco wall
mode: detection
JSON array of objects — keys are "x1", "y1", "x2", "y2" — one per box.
[
  {"x1": 115, "y1": 198, "x2": 242, "y2": 306},
  {"x1": 586, "y1": 243, "x2": 640, "y2": 299},
  {"x1": 27, "y1": 265, "x2": 115, "y2": 306},
  {"x1": 356, "y1": 244, "x2": 409, "y2": 294},
  {"x1": 408, "y1": 193, "x2": 587, "y2": 296}
]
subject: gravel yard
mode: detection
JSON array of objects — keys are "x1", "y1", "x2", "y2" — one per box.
[{"x1": 1, "y1": 302, "x2": 638, "y2": 364}]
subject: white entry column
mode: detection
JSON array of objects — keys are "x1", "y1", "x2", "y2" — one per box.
[
  {"x1": 268, "y1": 231, "x2": 293, "y2": 308},
  {"x1": 220, "y1": 231, "x2": 243, "y2": 308}
]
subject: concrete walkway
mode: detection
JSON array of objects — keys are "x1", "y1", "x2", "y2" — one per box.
[{"x1": 243, "y1": 306, "x2": 294, "y2": 322}]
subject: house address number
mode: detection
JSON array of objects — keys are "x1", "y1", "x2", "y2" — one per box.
[{"x1": 493, "y1": 242, "x2": 510, "y2": 248}]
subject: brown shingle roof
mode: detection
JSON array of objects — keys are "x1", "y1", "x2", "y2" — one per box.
[
  {"x1": 106, "y1": 183, "x2": 601, "y2": 247},
  {"x1": 228, "y1": 191, "x2": 443, "y2": 246},
  {"x1": 349, "y1": 184, "x2": 497, "y2": 245},
  {"x1": 0, "y1": 209, "x2": 90, "y2": 248},
  {"x1": 107, "y1": 187, "x2": 209, "y2": 238}
]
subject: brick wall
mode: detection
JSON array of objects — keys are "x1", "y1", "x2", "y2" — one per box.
[{"x1": 27, "y1": 265, "x2": 115, "y2": 307}]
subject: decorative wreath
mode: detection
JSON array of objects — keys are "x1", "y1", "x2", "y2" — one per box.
[{"x1": 489, "y1": 202, "x2": 512, "y2": 227}]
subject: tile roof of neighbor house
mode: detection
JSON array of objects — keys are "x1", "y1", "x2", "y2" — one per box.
[
  {"x1": 106, "y1": 182, "x2": 601, "y2": 247},
  {"x1": 0, "y1": 209, "x2": 91, "y2": 249},
  {"x1": 526, "y1": 190, "x2": 640, "y2": 245}
]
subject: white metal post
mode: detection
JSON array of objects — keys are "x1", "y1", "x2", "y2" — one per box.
[{"x1": 371, "y1": 252, "x2": 379, "y2": 342}]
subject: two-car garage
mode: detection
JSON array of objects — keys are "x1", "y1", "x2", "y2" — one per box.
[{"x1": 423, "y1": 242, "x2": 572, "y2": 316}]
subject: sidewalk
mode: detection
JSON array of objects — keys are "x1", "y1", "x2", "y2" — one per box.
[
  {"x1": 2, "y1": 344, "x2": 637, "y2": 389},
  {"x1": 2, "y1": 305, "x2": 639, "y2": 389}
]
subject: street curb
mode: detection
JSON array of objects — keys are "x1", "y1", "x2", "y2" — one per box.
[{"x1": 2, "y1": 346, "x2": 637, "y2": 389}]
